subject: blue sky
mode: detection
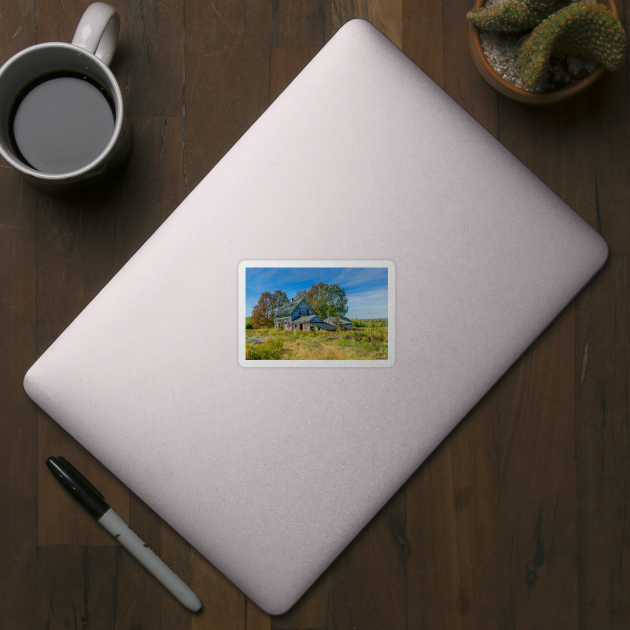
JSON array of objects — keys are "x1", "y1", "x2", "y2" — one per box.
[{"x1": 245, "y1": 267, "x2": 388, "y2": 318}]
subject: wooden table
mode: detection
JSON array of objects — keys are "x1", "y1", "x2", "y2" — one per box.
[{"x1": 1, "y1": 1, "x2": 628, "y2": 628}]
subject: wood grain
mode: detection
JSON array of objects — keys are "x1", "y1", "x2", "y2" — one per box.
[
  {"x1": 184, "y1": 0, "x2": 272, "y2": 191},
  {"x1": 583, "y1": 72, "x2": 630, "y2": 254},
  {"x1": 271, "y1": 0, "x2": 332, "y2": 46},
  {"x1": 443, "y1": 0, "x2": 497, "y2": 131},
  {"x1": 403, "y1": 0, "x2": 444, "y2": 87},
  {"x1": 331, "y1": 486, "x2": 408, "y2": 630},
  {"x1": 332, "y1": 0, "x2": 402, "y2": 48},
  {"x1": 0, "y1": 4, "x2": 38, "y2": 629},
  {"x1": 36, "y1": 545, "x2": 119, "y2": 630},
  {"x1": 576, "y1": 256, "x2": 630, "y2": 629},
  {"x1": 0, "y1": 156, "x2": 38, "y2": 630},
  {"x1": 125, "y1": 0, "x2": 184, "y2": 117},
  {"x1": 496, "y1": 96, "x2": 598, "y2": 223},
  {"x1": 0, "y1": 0, "x2": 36, "y2": 55},
  {"x1": 1, "y1": 0, "x2": 629, "y2": 627},
  {"x1": 407, "y1": 392, "x2": 499, "y2": 629},
  {"x1": 497, "y1": 304, "x2": 579, "y2": 629}
]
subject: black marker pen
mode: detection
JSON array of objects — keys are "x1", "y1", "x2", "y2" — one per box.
[{"x1": 46, "y1": 456, "x2": 202, "y2": 612}]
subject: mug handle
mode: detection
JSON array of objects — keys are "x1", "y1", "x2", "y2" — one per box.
[{"x1": 71, "y1": 2, "x2": 120, "y2": 67}]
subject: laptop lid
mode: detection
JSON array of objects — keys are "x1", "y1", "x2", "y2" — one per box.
[{"x1": 24, "y1": 19, "x2": 607, "y2": 614}]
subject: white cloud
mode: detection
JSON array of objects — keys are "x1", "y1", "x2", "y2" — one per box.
[{"x1": 346, "y1": 286, "x2": 388, "y2": 318}]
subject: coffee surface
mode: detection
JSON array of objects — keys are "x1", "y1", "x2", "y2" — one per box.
[{"x1": 12, "y1": 74, "x2": 115, "y2": 174}]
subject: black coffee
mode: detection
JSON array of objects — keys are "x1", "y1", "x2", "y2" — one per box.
[{"x1": 10, "y1": 73, "x2": 115, "y2": 174}]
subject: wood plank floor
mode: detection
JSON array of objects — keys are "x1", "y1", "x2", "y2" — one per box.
[{"x1": 1, "y1": 0, "x2": 628, "y2": 628}]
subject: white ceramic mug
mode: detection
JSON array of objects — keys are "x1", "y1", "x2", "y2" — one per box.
[{"x1": 0, "y1": 2, "x2": 131, "y2": 197}]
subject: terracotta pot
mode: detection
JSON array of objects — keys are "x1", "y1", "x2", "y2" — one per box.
[{"x1": 468, "y1": 0, "x2": 619, "y2": 103}]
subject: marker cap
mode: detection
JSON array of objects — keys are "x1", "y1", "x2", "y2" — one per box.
[{"x1": 46, "y1": 456, "x2": 110, "y2": 519}]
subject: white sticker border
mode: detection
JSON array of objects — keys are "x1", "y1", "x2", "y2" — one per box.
[{"x1": 238, "y1": 260, "x2": 395, "y2": 368}]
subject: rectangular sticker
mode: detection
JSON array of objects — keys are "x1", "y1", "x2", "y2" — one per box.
[{"x1": 238, "y1": 261, "x2": 395, "y2": 367}]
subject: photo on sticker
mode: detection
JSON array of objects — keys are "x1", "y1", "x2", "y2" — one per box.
[{"x1": 244, "y1": 266, "x2": 388, "y2": 360}]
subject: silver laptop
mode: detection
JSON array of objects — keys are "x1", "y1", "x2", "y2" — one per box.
[{"x1": 24, "y1": 19, "x2": 607, "y2": 614}]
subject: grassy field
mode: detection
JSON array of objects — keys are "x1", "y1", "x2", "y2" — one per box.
[{"x1": 245, "y1": 327, "x2": 388, "y2": 360}]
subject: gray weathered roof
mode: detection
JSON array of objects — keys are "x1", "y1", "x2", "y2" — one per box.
[
  {"x1": 274, "y1": 298, "x2": 308, "y2": 318},
  {"x1": 291, "y1": 314, "x2": 322, "y2": 324}
]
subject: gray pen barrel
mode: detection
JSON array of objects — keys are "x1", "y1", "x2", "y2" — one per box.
[{"x1": 98, "y1": 508, "x2": 202, "y2": 612}]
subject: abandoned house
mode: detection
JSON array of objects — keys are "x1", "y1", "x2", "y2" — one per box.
[
  {"x1": 323, "y1": 316, "x2": 353, "y2": 330},
  {"x1": 274, "y1": 297, "x2": 348, "y2": 332}
]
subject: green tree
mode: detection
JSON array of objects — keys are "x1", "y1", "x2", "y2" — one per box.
[
  {"x1": 251, "y1": 290, "x2": 289, "y2": 329},
  {"x1": 296, "y1": 282, "x2": 348, "y2": 319},
  {"x1": 269, "y1": 290, "x2": 289, "y2": 316}
]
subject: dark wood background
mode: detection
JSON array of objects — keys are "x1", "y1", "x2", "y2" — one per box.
[{"x1": 1, "y1": 0, "x2": 628, "y2": 628}]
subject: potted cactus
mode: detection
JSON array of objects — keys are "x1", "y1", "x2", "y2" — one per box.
[{"x1": 467, "y1": 0, "x2": 627, "y2": 103}]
